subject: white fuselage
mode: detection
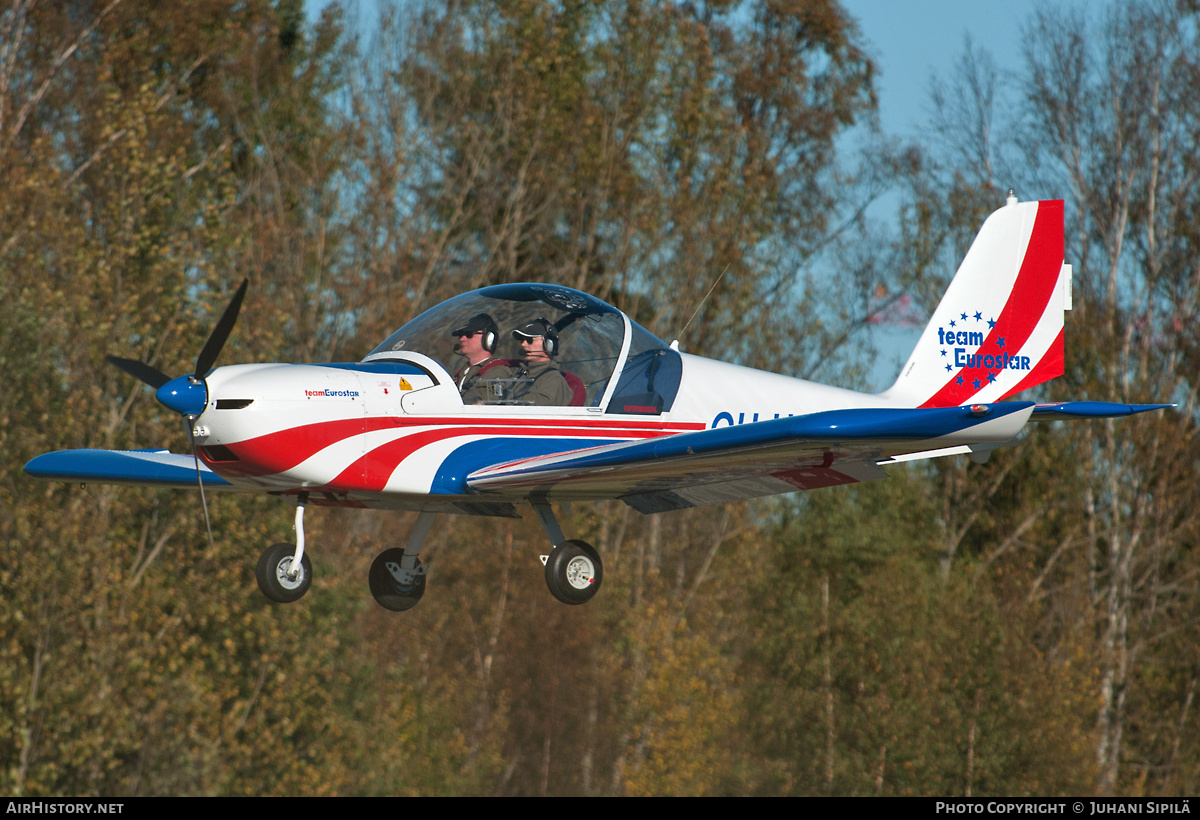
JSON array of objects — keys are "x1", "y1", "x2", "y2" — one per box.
[{"x1": 190, "y1": 349, "x2": 903, "y2": 508}]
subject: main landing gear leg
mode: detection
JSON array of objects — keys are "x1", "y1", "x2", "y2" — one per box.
[
  {"x1": 532, "y1": 501, "x2": 603, "y2": 606},
  {"x1": 369, "y1": 511, "x2": 433, "y2": 612},
  {"x1": 256, "y1": 492, "x2": 314, "y2": 603}
]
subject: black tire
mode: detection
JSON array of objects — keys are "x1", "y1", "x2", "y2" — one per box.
[
  {"x1": 369, "y1": 548, "x2": 426, "y2": 612},
  {"x1": 256, "y1": 542, "x2": 313, "y2": 603},
  {"x1": 544, "y1": 540, "x2": 603, "y2": 605}
]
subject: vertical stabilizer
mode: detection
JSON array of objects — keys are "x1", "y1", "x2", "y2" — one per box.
[{"x1": 882, "y1": 198, "x2": 1066, "y2": 408}]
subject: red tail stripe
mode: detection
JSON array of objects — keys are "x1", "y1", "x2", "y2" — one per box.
[
  {"x1": 999, "y1": 328, "x2": 1064, "y2": 401},
  {"x1": 920, "y1": 200, "x2": 1063, "y2": 408}
]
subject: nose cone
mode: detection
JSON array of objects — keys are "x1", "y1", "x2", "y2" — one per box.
[{"x1": 156, "y1": 375, "x2": 208, "y2": 416}]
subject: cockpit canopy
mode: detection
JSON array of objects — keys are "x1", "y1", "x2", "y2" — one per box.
[{"x1": 364, "y1": 284, "x2": 681, "y2": 414}]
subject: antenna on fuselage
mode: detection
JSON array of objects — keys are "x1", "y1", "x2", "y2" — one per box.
[{"x1": 674, "y1": 263, "x2": 731, "y2": 349}]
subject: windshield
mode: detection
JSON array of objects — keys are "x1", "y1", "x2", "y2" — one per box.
[{"x1": 367, "y1": 284, "x2": 628, "y2": 407}]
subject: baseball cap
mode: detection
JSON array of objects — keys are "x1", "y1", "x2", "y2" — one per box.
[
  {"x1": 450, "y1": 314, "x2": 497, "y2": 337},
  {"x1": 512, "y1": 318, "x2": 554, "y2": 340}
]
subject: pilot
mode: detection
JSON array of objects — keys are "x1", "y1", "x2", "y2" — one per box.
[
  {"x1": 511, "y1": 318, "x2": 573, "y2": 406},
  {"x1": 450, "y1": 313, "x2": 513, "y2": 404}
]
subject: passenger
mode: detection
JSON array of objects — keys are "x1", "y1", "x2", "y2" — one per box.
[
  {"x1": 511, "y1": 319, "x2": 572, "y2": 406},
  {"x1": 450, "y1": 314, "x2": 513, "y2": 404}
]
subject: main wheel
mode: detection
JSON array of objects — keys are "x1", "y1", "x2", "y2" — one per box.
[
  {"x1": 544, "y1": 540, "x2": 603, "y2": 605},
  {"x1": 256, "y1": 542, "x2": 313, "y2": 603},
  {"x1": 369, "y1": 548, "x2": 426, "y2": 612}
]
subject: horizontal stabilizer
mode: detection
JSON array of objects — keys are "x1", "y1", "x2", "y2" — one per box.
[
  {"x1": 1030, "y1": 401, "x2": 1173, "y2": 420},
  {"x1": 24, "y1": 449, "x2": 234, "y2": 489}
]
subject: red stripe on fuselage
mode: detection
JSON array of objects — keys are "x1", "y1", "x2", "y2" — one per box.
[
  {"x1": 920, "y1": 200, "x2": 1063, "y2": 408},
  {"x1": 204, "y1": 414, "x2": 704, "y2": 482},
  {"x1": 328, "y1": 424, "x2": 682, "y2": 492}
]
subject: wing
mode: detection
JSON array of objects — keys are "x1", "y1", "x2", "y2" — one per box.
[
  {"x1": 24, "y1": 449, "x2": 237, "y2": 490},
  {"x1": 467, "y1": 401, "x2": 1171, "y2": 513},
  {"x1": 467, "y1": 403, "x2": 1038, "y2": 513}
]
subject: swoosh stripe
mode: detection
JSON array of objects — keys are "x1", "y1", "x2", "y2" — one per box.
[
  {"x1": 208, "y1": 415, "x2": 704, "y2": 478},
  {"x1": 330, "y1": 425, "x2": 673, "y2": 492}
]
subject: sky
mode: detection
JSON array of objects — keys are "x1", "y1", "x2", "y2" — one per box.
[{"x1": 841, "y1": 0, "x2": 1047, "y2": 139}]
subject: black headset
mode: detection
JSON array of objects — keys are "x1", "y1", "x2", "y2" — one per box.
[
  {"x1": 453, "y1": 314, "x2": 498, "y2": 353},
  {"x1": 513, "y1": 318, "x2": 559, "y2": 356}
]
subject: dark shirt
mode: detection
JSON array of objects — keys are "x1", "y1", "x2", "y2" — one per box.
[
  {"x1": 515, "y1": 359, "x2": 573, "y2": 406},
  {"x1": 455, "y1": 357, "x2": 514, "y2": 404}
]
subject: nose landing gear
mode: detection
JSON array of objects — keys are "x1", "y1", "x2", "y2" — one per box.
[
  {"x1": 257, "y1": 541, "x2": 314, "y2": 602},
  {"x1": 256, "y1": 493, "x2": 314, "y2": 603}
]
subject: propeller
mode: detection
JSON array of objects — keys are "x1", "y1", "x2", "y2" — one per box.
[
  {"x1": 195, "y1": 277, "x2": 248, "y2": 381},
  {"x1": 104, "y1": 355, "x2": 171, "y2": 390},
  {"x1": 107, "y1": 278, "x2": 250, "y2": 546}
]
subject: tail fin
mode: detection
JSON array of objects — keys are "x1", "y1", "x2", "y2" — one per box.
[{"x1": 882, "y1": 197, "x2": 1069, "y2": 408}]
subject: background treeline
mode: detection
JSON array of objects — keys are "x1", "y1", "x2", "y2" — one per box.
[{"x1": 0, "y1": 0, "x2": 1196, "y2": 796}]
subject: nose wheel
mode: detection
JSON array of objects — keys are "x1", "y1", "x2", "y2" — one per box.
[
  {"x1": 256, "y1": 493, "x2": 314, "y2": 604},
  {"x1": 543, "y1": 540, "x2": 603, "y2": 605},
  {"x1": 256, "y1": 542, "x2": 314, "y2": 603}
]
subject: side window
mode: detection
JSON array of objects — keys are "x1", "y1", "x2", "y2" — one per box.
[{"x1": 607, "y1": 348, "x2": 682, "y2": 415}]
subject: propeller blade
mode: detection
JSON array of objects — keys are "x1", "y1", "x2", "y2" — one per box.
[
  {"x1": 194, "y1": 278, "x2": 248, "y2": 380},
  {"x1": 105, "y1": 355, "x2": 172, "y2": 389}
]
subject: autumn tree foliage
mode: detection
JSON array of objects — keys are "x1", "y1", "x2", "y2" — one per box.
[{"x1": 0, "y1": 0, "x2": 364, "y2": 795}]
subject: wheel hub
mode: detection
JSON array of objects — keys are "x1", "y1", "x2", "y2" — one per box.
[
  {"x1": 275, "y1": 557, "x2": 305, "y2": 590},
  {"x1": 564, "y1": 555, "x2": 594, "y2": 589}
]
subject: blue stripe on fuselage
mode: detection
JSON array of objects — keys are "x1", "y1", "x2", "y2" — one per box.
[{"x1": 431, "y1": 437, "x2": 615, "y2": 494}]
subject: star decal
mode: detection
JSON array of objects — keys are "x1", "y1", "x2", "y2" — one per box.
[
  {"x1": 987, "y1": 317, "x2": 996, "y2": 329},
  {"x1": 974, "y1": 311, "x2": 983, "y2": 321},
  {"x1": 972, "y1": 378, "x2": 981, "y2": 389},
  {"x1": 945, "y1": 363, "x2": 953, "y2": 372},
  {"x1": 960, "y1": 312, "x2": 968, "y2": 321},
  {"x1": 997, "y1": 337, "x2": 1006, "y2": 348},
  {"x1": 949, "y1": 319, "x2": 957, "y2": 328},
  {"x1": 940, "y1": 348, "x2": 947, "y2": 357},
  {"x1": 956, "y1": 376, "x2": 964, "y2": 385},
  {"x1": 987, "y1": 371, "x2": 997, "y2": 383}
]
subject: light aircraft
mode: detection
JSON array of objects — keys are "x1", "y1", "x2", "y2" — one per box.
[{"x1": 24, "y1": 195, "x2": 1170, "y2": 611}]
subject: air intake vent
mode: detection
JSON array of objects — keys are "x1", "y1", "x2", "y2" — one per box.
[
  {"x1": 215, "y1": 399, "x2": 254, "y2": 410},
  {"x1": 199, "y1": 445, "x2": 239, "y2": 463}
]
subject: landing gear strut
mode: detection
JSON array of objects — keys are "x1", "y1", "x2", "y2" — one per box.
[
  {"x1": 369, "y1": 510, "x2": 433, "y2": 611},
  {"x1": 257, "y1": 494, "x2": 314, "y2": 603},
  {"x1": 533, "y1": 502, "x2": 603, "y2": 605},
  {"x1": 255, "y1": 500, "x2": 603, "y2": 609}
]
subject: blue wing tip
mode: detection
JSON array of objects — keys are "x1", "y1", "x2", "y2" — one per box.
[{"x1": 24, "y1": 449, "x2": 231, "y2": 487}]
